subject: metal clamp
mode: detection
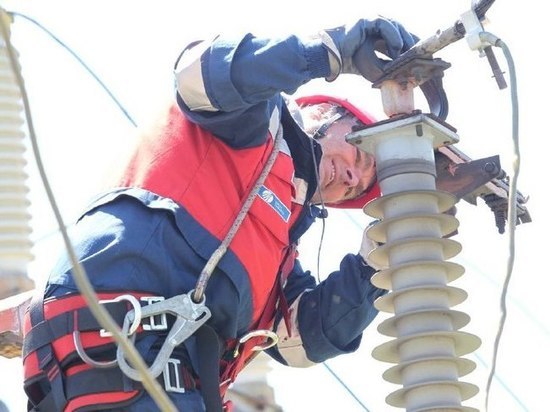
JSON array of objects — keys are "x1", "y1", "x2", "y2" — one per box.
[
  {"x1": 73, "y1": 294, "x2": 141, "y2": 368},
  {"x1": 117, "y1": 290, "x2": 211, "y2": 380},
  {"x1": 233, "y1": 329, "x2": 279, "y2": 357}
]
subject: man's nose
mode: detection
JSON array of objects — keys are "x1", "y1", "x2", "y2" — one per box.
[{"x1": 344, "y1": 167, "x2": 359, "y2": 187}]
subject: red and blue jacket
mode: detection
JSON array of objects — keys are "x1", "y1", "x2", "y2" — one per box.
[{"x1": 25, "y1": 31, "x2": 386, "y2": 411}]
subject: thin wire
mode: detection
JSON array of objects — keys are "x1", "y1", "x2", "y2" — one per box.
[
  {"x1": 479, "y1": 32, "x2": 520, "y2": 412},
  {"x1": 8, "y1": 10, "x2": 137, "y2": 127},
  {"x1": 323, "y1": 362, "x2": 371, "y2": 412},
  {"x1": 0, "y1": 10, "x2": 176, "y2": 411},
  {"x1": 457, "y1": 254, "x2": 550, "y2": 337},
  {"x1": 307, "y1": 133, "x2": 372, "y2": 411},
  {"x1": 308, "y1": 136, "x2": 327, "y2": 283},
  {"x1": 474, "y1": 354, "x2": 529, "y2": 412}
]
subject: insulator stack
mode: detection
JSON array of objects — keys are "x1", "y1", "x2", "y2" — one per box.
[
  {"x1": 348, "y1": 113, "x2": 481, "y2": 412},
  {"x1": 0, "y1": 13, "x2": 34, "y2": 299}
]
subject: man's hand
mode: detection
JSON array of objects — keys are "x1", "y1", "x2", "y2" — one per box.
[
  {"x1": 358, "y1": 220, "x2": 383, "y2": 271},
  {"x1": 320, "y1": 17, "x2": 417, "y2": 82}
]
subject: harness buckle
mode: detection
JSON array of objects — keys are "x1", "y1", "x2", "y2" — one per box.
[
  {"x1": 140, "y1": 296, "x2": 168, "y2": 331},
  {"x1": 233, "y1": 329, "x2": 279, "y2": 357},
  {"x1": 117, "y1": 289, "x2": 211, "y2": 380},
  {"x1": 163, "y1": 358, "x2": 186, "y2": 393}
]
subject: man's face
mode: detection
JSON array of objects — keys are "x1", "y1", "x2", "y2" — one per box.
[{"x1": 311, "y1": 117, "x2": 376, "y2": 204}]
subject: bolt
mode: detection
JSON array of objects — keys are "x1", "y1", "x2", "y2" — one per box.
[
  {"x1": 494, "y1": 210, "x2": 506, "y2": 234},
  {"x1": 484, "y1": 162, "x2": 498, "y2": 175}
]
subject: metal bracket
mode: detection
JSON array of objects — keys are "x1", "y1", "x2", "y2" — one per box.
[{"x1": 436, "y1": 145, "x2": 531, "y2": 233}]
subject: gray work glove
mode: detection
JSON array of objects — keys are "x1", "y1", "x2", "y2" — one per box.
[
  {"x1": 358, "y1": 220, "x2": 383, "y2": 271},
  {"x1": 320, "y1": 17, "x2": 417, "y2": 82}
]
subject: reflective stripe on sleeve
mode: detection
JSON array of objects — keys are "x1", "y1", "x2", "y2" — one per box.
[{"x1": 175, "y1": 39, "x2": 218, "y2": 112}]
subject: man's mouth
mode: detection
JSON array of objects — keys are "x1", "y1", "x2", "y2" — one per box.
[{"x1": 326, "y1": 162, "x2": 336, "y2": 187}]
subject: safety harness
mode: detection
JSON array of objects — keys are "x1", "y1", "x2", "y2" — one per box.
[
  {"x1": 22, "y1": 242, "x2": 296, "y2": 412},
  {"x1": 22, "y1": 131, "x2": 296, "y2": 411},
  {"x1": 23, "y1": 291, "x2": 170, "y2": 411}
]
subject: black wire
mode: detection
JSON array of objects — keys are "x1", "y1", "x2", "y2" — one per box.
[
  {"x1": 308, "y1": 136, "x2": 327, "y2": 283},
  {"x1": 8, "y1": 11, "x2": 137, "y2": 128},
  {"x1": 475, "y1": 0, "x2": 497, "y2": 19}
]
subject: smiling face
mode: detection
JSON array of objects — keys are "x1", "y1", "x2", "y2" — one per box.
[{"x1": 311, "y1": 115, "x2": 376, "y2": 204}]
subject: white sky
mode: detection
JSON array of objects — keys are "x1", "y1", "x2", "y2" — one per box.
[{"x1": 1, "y1": 1, "x2": 548, "y2": 411}]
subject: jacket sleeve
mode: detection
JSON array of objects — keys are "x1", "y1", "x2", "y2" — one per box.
[
  {"x1": 173, "y1": 32, "x2": 331, "y2": 148},
  {"x1": 270, "y1": 253, "x2": 386, "y2": 366}
]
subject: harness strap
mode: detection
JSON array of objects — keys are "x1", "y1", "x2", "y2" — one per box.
[
  {"x1": 277, "y1": 243, "x2": 297, "y2": 336},
  {"x1": 24, "y1": 238, "x2": 297, "y2": 411},
  {"x1": 26, "y1": 292, "x2": 67, "y2": 412},
  {"x1": 23, "y1": 301, "x2": 129, "y2": 359},
  {"x1": 219, "y1": 243, "x2": 298, "y2": 392},
  {"x1": 23, "y1": 291, "x2": 169, "y2": 411},
  {"x1": 64, "y1": 360, "x2": 196, "y2": 399},
  {"x1": 195, "y1": 325, "x2": 224, "y2": 412}
]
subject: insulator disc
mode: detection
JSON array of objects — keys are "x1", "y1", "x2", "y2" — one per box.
[
  {"x1": 382, "y1": 356, "x2": 477, "y2": 384},
  {"x1": 377, "y1": 308, "x2": 471, "y2": 337},
  {"x1": 371, "y1": 260, "x2": 465, "y2": 290},
  {"x1": 364, "y1": 189, "x2": 457, "y2": 219},
  {"x1": 369, "y1": 237, "x2": 462, "y2": 268},
  {"x1": 366, "y1": 213, "x2": 459, "y2": 243},
  {"x1": 386, "y1": 380, "x2": 479, "y2": 408},
  {"x1": 372, "y1": 330, "x2": 482, "y2": 364},
  {"x1": 374, "y1": 285, "x2": 468, "y2": 313}
]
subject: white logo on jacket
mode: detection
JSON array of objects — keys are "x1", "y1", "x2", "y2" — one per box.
[{"x1": 258, "y1": 185, "x2": 290, "y2": 222}]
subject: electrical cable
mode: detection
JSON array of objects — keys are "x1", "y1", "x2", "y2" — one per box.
[
  {"x1": 7, "y1": 11, "x2": 137, "y2": 127},
  {"x1": 479, "y1": 31, "x2": 520, "y2": 412},
  {"x1": 456, "y1": 255, "x2": 549, "y2": 338},
  {"x1": 0, "y1": 9, "x2": 176, "y2": 411},
  {"x1": 323, "y1": 362, "x2": 371, "y2": 412},
  {"x1": 473, "y1": 353, "x2": 529, "y2": 412}
]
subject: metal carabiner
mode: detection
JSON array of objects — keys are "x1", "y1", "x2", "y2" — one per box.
[
  {"x1": 233, "y1": 329, "x2": 279, "y2": 357},
  {"x1": 117, "y1": 289, "x2": 211, "y2": 380},
  {"x1": 73, "y1": 294, "x2": 142, "y2": 369}
]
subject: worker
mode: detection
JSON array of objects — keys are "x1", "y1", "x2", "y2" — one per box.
[{"x1": 22, "y1": 17, "x2": 417, "y2": 411}]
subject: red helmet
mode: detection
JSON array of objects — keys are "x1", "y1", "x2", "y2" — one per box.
[{"x1": 294, "y1": 94, "x2": 381, "y2": 209}]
